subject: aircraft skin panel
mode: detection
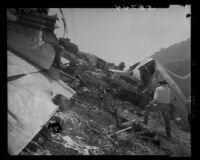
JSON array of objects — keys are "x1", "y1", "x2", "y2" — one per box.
[
  {"x1": 7, "y1": 51, "x2": 40, "y2": 77},
  {"x1": 7, "y1": 23, "x2": 56, "y2": 70},
  {"x1": 8, "y1": 73, "x2": 59, "y2": 155},
  {"x1": 43, "y1": 66, "x2": 77, "y2": 98},
  {"x1": 7, "y1": 14, "x2": 76, "y2": 155},
  {"x1": 8, "y1": 51, "x2": 76, "y2": 155}
]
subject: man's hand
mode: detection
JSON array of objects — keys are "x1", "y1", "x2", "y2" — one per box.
[{"x1": 149, "y1": 100, "x2": 158, "y2": 107}]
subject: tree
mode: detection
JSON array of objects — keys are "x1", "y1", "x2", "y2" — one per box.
[{"x1": 118, "y1": 62, "x2": 125, "y2": 71}]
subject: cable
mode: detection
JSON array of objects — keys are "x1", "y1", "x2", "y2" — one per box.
[
  {"x1": 51, "y1": 66, "x2": 78, "y2": 81},
  {"x1": 59, "y1": 8, "x2": 68, "y2": 38}
]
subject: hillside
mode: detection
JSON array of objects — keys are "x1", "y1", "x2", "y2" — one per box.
[
  {"x1": 151, "y1": 39, "x2": 191, "y2": 76},
  {"x1": 8, "y1": 9, "x2": 191, "y2": 157},
  {"x1": 18, "y1": 39, "x2": 191, "y2": 156}
]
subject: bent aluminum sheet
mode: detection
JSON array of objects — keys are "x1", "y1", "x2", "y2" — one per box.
[
  {"x1": 7, "y1": 50, "x2": 40, "y2": 77},
  {"x1": 8, "y1": 73, "x2": 59, "y2": 155},
  {"x1": 8, "y1": 52, "x2": 76, "y2": 155},
  {"x1": 7, "y1": 23, "x2": 55, "y2": 70}
]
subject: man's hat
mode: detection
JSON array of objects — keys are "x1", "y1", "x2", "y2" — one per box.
[{"x1": 158, "y1": 80, "x2": 169, "y2": 85}]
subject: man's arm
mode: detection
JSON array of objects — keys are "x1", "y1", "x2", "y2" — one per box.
[{"x1": 150, "y1": 88, "x2": 159, "y2": 104}]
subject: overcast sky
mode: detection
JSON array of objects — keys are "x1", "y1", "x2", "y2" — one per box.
[{"x1": 49, "y1": 5, "x2": 190, "y2": 68}]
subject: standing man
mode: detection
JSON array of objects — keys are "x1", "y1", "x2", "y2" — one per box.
[{"x1": 143, "y1": 80, "x2": 172, "y2": 137}]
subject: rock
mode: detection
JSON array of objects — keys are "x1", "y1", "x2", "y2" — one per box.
[
  {"x1": 42, "y1": 150, "x2": 52, "y2": 155},
  {"x1": 37, "y1": 136, "x2": 46, "y2": 146},
  {"x1": 52, "y1": 94, "x2": 74, "y2": 112},
  {"x1": 81, "y1": 87, "x2": 90, "y2": 93}
]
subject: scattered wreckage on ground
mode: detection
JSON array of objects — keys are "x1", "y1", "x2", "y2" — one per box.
[{"x1": 7, "y1": 9, "x2": 191, "y2": 156}]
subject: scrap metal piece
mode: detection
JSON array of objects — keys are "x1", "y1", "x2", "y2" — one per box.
[{"x1": 8, "y1": 51, "x2": 76, "y2": 155}]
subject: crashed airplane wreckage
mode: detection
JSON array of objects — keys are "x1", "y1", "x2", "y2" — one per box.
[
  {"x1": 7, "y1": 11, "x2": 76, "y2": 155},
  {"x1": 7, "y1": 9, "x2": 191, "y2": 156},
  {"x1": 127, "y1": 58, "x2": 191, "y2": 127}
]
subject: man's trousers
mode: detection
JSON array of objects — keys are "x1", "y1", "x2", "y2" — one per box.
[{"x1": 143, "y1": 103, "x2": 171, "y2": 137}]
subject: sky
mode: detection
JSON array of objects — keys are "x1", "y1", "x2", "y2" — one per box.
[{"x1": 49, "y1": 5, "x2": 190, "y2": 68}]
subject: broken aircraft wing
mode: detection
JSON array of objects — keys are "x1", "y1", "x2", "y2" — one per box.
[{"x1": 8, "y1": 51, "x2": 76, "y2": 155}]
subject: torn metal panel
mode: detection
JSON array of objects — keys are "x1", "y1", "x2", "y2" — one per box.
[
  {"x1": 7, "y1": 22, "x2": 55, "y2": 70},
  {"x1": 109, "y1": 69, "x2": 140, "y2": 87},
  {"x1": 43, "y1": 67, "x2": 76, "y2": 98},
  {"x1": 7, "y1": 51, "x2": 76, "y2": 99},
  {"x1": 109, "y1": 69, "x2": 127, "y2": 74},
  {"x1": 8, "y1": 73, "x2": 58, "y2": 155},
  {"x1": 127, "y1": 58, "x2": 156, "y2": 88},
  {"x1": 8, "y1": 13, "x2": 57, "y2": 33},
  {"x1": 8, "y1": 51, "x2": 76, "y2": 155},
  {"x1": 136, "y1": 58, "x2": 154, "y2": 70}
]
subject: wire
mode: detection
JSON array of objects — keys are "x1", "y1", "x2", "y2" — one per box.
[
  {"x1": 51, "y1": 66, "x2": 78, "y2": 81},
  {"x1": 59, "y1": 8, "x2": 68, "y2": 38}
]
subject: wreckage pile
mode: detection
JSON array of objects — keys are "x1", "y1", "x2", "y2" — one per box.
[{"x1": 19, "y1": 38, "x2": 191, "y2": 156}]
